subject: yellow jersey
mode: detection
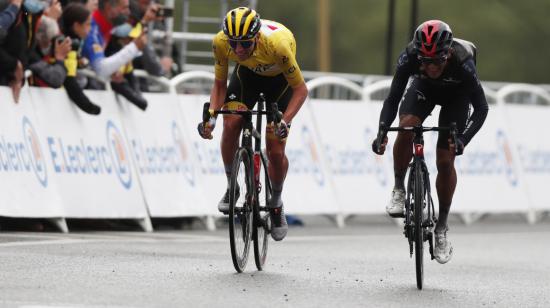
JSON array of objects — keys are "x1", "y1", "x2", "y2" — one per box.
[{"x1": 212, "y1": 20, "x2": 304, "y2": 87}]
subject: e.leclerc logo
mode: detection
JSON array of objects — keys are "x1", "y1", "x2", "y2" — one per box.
[
  {"x1": 301, "y1": 126, "x2": 325, "y2": 186},
  {"x1": 129, "y1": 122, "x2": 196, "y2": 186},
  {"x1": 106, "y1": 120, "x2": 132, "y2": 189},
  {"x1": 172, "y1": 122, "x2": 196, "y2": 186},
  {"x1": 47, "y1": 120, "x2": 133, "y2": 189},
  {"x1": 0, "y1": 117, "x2": 48, "y2": 187},
  {"x1": 496, "y1": 130, "x2": 518, "y2": 187},
  {"x1": 23, "y1": 117, "x2": 48, "y2": 187}
]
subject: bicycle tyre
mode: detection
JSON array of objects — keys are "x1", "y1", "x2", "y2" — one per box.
[
  {"x1": 229, "y1": 148, "x2": 253, "y2": 273},
  {"x1": 253, "y1": 152, "x2": 271, "y2": 270},
  {"x1": 414, "y1": 160, "x2": 425, "y2": 290}
]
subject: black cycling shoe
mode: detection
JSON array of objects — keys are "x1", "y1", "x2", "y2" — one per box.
[{"x1": 218, "y1": 185, "x2": 239, "y2": 214}]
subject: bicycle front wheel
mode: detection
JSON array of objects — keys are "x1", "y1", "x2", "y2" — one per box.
[
  {"x1": 253, "y1": 152, "x2": 271, "y2": 271},
  {"x1": 414, "y1": 160, "x2": 425, "y2": 290},
  {"x1": 229, "y1": 148, "x2": 253, "y2": 273}
]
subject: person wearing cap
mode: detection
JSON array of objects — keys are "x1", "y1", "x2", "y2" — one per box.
[{"x1": 105, "y1": 22, "x2": 147, "y2": 110}]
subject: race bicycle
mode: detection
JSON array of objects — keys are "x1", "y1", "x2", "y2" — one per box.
[
  {"x1": 375, "y1": 122, "x2": 459, "y2": 290},
  {"x1": 202, "y1": 94, "x2": 281, "y2": 273}
]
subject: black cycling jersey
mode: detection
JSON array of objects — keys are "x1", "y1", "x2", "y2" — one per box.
[{"x1": 379, "y1": 38, "x2": 489, "y2": 146}]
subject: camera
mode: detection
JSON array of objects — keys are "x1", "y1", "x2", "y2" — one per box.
[
  {"x1": 156, "y1": 6, "x2": 174, "y2": 18},
  {"x1": 71, "y1": 38, "x2": 81, "y2": 51},
  {"x1": 53, "y1": 35, "x2": 81, "y2": 51}
]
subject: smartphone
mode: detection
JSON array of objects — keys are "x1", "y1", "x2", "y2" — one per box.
[{"x1": 156, "y1": 6, "x2": 174, "y2": 18}]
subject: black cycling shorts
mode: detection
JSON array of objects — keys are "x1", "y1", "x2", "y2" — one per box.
[
  {"x1": 224, "y1": 64, "x2": 292, "y2": 122},
  {"x1": 399, "y1": 78, "x2": 470, "y2": 149}
]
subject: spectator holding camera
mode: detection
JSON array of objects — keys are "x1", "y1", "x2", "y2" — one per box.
[
  {"x1": 81, "y1": 0, "x2": 147, "y2": 79},
  {"x1": 60, "y1": 2, "x2": 101, "y2": 114},
  {"x1": 0, "y1": 0, "x2": 45, "y2": 103},
  {"x1": 28, "y1": 14, "x2": 71, "y2": 88}
]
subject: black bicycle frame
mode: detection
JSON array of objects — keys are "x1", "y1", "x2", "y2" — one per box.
[
  {"x1": 378, "y1": 123, "x2": 458, "y2": 257},
  {"x1": 203, "y1": 94, "x2": 281, "y2": 210}
]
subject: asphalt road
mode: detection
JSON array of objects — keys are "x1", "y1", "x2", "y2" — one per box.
[{"x1": 1, "y1": 215, "x2": 549, "y2": 308}]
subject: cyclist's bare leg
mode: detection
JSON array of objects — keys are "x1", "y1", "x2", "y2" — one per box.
[
  {"x1": 221, "y1": 115, "x2": 244, "y2": 182},
  {"x1": 393, "y1": 114, "x2": 422, "y2": 189},
  {"x1": 265, "y1": 126, "x2": 288, "y2": 206},
  {"x1": 435, "y1": 148, "x2": 456, "y2": 231}
]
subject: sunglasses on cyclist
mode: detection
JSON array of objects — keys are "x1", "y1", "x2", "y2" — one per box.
[
  {"x1": 417, "y1": 54, "x2": 448, "y2": 65},
  {"x1": 229, "y1": 39, "x2": 254, "y2": 49}
]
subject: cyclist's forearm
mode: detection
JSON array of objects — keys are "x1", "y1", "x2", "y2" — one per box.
[
  {"x1": 283, "y1": 82, "x2": 308, "y2": 123},
  {"x1": 209, "y1": 79, "x2": 227, "y2": 112},
  {"x1": 462, "y1": 92, "x2": 489, "y2": 145}
]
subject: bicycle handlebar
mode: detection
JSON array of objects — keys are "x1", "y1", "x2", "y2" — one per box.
[
  {"x1": 202, "y1": 93, "x2": 282, "y2": 123},
  {"x1": 375, "y1": 122, "x2": 460, "y2": 155}
]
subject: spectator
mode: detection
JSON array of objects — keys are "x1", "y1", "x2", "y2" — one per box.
[
  {"x1": 42, "y1": 0, "x2": 61, "y2": 20},
  {"x1": 0, "y1": 0, "x2": 45, "y2": 103},
  {"x1": 60, "y1": 2, "x2": 100, "y2": 114},
  {"x1": 128, "y1": 0, "x2": 163, "y2": 77},
  {"x1": 81, "y1": 0, "x2": 147, "y2": 79},
  {"x1": 28, "y1": 15, "x2": 71, "y2": 88},
  {"x1": 62, "y1": 0, "x2": 97, "y2": 12},
  {"x1": 0, "y1": 0, "x2": 22, "y2": 39},
  {"x1": 83, "y1": 0, "x2": 97, "y2": 12},
  {"x1": 106, "y1": 23, "x2": 147, "y2": 110}
]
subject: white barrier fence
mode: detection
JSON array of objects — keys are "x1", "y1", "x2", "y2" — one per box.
[{"x1": 0, "y1": 75, "x2": 549, "y2": 231}]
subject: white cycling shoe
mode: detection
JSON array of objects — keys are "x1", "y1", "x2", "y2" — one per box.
[
  {"x1": 386, "y1": 188, "x2": 406, "y2": 217},
  {"x1": 434, "y1": 227, "x2": 453, "y2": 264}
]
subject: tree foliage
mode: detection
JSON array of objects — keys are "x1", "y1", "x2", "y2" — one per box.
[{"x1": 257, "y1": 0, "x2": 550, "y2": 83}]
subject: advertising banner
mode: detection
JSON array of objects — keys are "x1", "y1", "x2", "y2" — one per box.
[
  {"x1": 29, "y1": 88, "x2": 149, "y2": 218},
  {"x1": 0, "y1": 87, "x2": 65, "y2": 217},
  {"x1": 176, "y1": 94, "x2": 225, "y2": 215},
  {"x1": 117, "y1": 93, "x2": 211, "y2": 217},
  {"x1": 310, "y1": 100, "x2": 391, "y2": 214},
  {"x1": 503, "y1": 104, "x2": 550, "y2": 210}
]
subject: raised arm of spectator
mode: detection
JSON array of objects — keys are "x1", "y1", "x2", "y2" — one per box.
[
  {"x1": 81, "y1": 24, "x2": 147, "y2": 79},
  {"x1": 0, "y1": 0, "x2": 21, "y2": 30}
]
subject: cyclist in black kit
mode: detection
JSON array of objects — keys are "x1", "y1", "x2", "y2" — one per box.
[{"x1": 372, "y1": 20, "x2": 489, "y2": 264}]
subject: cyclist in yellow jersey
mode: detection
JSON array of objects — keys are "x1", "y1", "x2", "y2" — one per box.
[{"x1": 198, "y1": 7, "x2": 309, "y2": 241}]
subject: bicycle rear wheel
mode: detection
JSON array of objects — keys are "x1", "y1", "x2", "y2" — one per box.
[
  {"x1": 414, "y1": 160, "x2": 425, "y2": 290},
  {"x1": 253, "y1": 152, "x2": 271, "y2": 271},
  {"x1": 229, "y1": 148, "x2": 253, "y2": 273}
]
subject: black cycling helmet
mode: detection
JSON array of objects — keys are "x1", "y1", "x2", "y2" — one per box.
[
  {"x1": 413, "y1": 20, "x2": 453, "y2": 58},
  {"x1": 223, "y1": 7, "x2": 261, "y2": 41}
]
